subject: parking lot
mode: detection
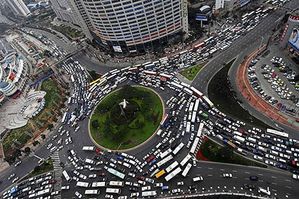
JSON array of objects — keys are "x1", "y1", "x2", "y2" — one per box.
[{"x1": 247, "y1": 44, "x2": 299, "y2": 118}]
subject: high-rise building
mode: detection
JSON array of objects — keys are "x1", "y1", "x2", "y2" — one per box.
[
  {"x1": 215, "y1": 0, "x2": 225, "y2": 10},
  {"x1": 50, "y1": 0, "x2": 79, "y2": 26},
  {"x1": 5, "y1": 0, "x2": 30, "y2": 17},
  {"x1": 69, "y1": 0, "x2": 188, "y2": 54},
  {"x1": 215, "y1": 0, "x2": 250, "y2": 11}
]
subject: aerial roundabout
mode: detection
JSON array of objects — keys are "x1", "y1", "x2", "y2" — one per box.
[{"x1": 89, "y1": 85, "x2": 164, "y2": 150}]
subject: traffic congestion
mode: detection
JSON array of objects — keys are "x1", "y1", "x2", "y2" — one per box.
[{"x1": 1, "y1": 0, "x2": 299, "y2": 198}]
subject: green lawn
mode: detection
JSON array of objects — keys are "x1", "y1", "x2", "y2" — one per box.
[
  {"x1": 41, "y1": 79, "x2": 61, "y2": 109},
  {"x1": 180, "y1": 65, "x2": 203, "y2": 81},
  {"x1": 90, "y1": 86, "x2": 163, "y2": 150},
  {"x1": 51, "y1": 25, "x2": 83, "y2": 39},
  {"x1": 200, "y1": 138, "x2": 266, "y2": 168},
  {"x1": 28, "y1": 158, "x2": 53, "y2": 178}
]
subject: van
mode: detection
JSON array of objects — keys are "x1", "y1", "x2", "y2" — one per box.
[{"x1": 141, "y1": 186, "x2": 151, "y2": 191}]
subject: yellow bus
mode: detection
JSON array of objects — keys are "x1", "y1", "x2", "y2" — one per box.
[{"x1": 155, "y1": 170, "x2": 166, "y2": 179}]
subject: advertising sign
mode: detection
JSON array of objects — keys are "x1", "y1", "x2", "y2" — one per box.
[{"x1": 288, "y1": 28, "x2": 299, "y2": 51}]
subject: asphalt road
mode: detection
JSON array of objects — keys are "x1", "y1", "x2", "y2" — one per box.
[{"x1": 1, "y1": 1, "x2": 299, "y2": 198}]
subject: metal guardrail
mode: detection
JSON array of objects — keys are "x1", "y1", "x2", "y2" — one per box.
[{"x1": 157, "y1": 192, "x2": 272, "y2": 199}]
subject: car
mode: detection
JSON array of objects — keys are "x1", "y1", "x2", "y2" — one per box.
[
  {"x1": 14, "y1": 161, "x2": 22, "y2": 167},
  {"x1": 61, "y1": 185, "x2": 70, "y2": 190},
  {"x1": 75, "y1": 191, "x2": 82, "y2": 198},
  {"x1": 293, "y1": 174, "x2": 299, "y2": 180},
  {"x1": 8, "y1": 173, "x2": 15, "y2": 180},
  {"x1": 172, "y1": 188, "x2": 181, "y2": 194},
  {"x1": 249, "y1": 176, "x2": 259, "y2": 181},
  {"x1": 12, "y1": 177, "x2": 19, "y2": 183},
  {"x1": 223, "y1": 173, "x2": 233, "y2": 178},
  {"x1": 129, "y1": 187, "x2": 138, "y2": 192},
  {"x1": 177, "y1": 181, "x2": 184, "y2": 186}
]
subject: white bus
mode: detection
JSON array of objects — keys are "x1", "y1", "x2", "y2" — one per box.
[
  {"x1": 106, "y1": 188, "x2": 121, "y2": 194},
  {"x1": 191, "y1": 112, "x2": 197, "y2": 123},
  {"x1": 70, "y1": 75, "x2": 75, "y2": 83},
  {"x1": 186, "y1": 122, "x2": 191, "y2": 133},
  {"x1": 85, "y1": 190, "x2": 99, "y2": 195},
  {"x1": 157, "y1": 155, "x2": 173, "y2": 167},
  {"x1": 76, "y1": 181, "x2": 89, "y2": 188},
  {"x1": 173, "y1": 143, "x2": 184, "y2": 155},
  {"x1": 36, "y1": 188, "x2": 50, "y2": 196},
  {"x1": 170, "y1": 82, "x2": 183, "y2": 89},
  {"x1": 109, "y1": 181, "x2": 124, "y2": 187},
  {"x1": 142, "y1": 191, "x2": 157, "y2": 197},
  {"x1": 181, "y1": 82, "x2": 190, "y2": 88},
  {"x1": 91, "y1": 182, "x2": 106, "y2": 188},
  {"x1": 156, "y1": 129, "x2": 163, "y2": 136},
  {"x1": 160, "y1": 148, "x2": 172, "y2": 159},
  {"x1": 188, "y1": 103, "x2": 194, "y2": 113},
  {"x1": 266, "y1": 128, "x2": 288, "y2": 138},
  {"x1": 180, "y1": 154, "x2": 192, "y2": 166},
  {"x1": 182, "y1": 163, "x2": 192, "y2": 177},
  {"x1": 193, "y1": 99, "x2": 200, "y2": 112},
  {"x1": 197, "y1": 123, "x2": 204, "y2": 138},
  {"x1": 62, "y1": 170, "x2": 71, "y2": 181},
  {"x1": 165, "y1": 167, "x2": 182, "y2": 182},
  {"x1": 165, "y1": 161, "x2": 179, "y2": 173},
  {"x1": 202, "y1": 96, "x2": 214, "y2": 108},
  {"x1": 82, "y1": 146, "x2": 95, "y2": 151},
  {"x1": 106, "y1": 167, "x2": 125, "y2": 179},
  {"x1": 190, "y1": 86, "x2": 203, "y2": 97},
  {"x1": 190, "y1": 137, "x2": 200, "y2": 154},
  {"x1": 61, "y1": 112, "x2": 68, "y2": 124}
]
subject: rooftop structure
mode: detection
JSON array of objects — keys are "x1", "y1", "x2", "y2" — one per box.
[{"x1": 5, "y1": 0, "x2": 31, "y2": 17}]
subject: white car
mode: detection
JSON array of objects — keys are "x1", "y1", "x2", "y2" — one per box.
[
  {"x1": 14, "y1": 161, "x2": 22, "y2": 167},
  {"x1": 12, "y1": 177, "x2": 19, "y2": 183},
  {"x1": 223, "y1": 173, "x2": 233, "y2": 178},
  {"x1": 8, "y1": 173, "x2": 15, "y2": 180},
  {"x1": 61, "y1": 186, "x2": 70, "y2": 190},
  {"x1": 172, "y1": 189, "x2": 181, "y2": 194},
  {"x1": 293, "y1": 174, "x2": 299, "y2": 180},
  {"x1": 177, "y1": 181, "x2": 184, "y2": 186},
  {"x1": 75, "y1": 191, "x2": 82, "y2": 198}
]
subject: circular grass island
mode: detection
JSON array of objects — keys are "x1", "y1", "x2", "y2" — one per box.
[{"x1": 90, "y1": 85, "x2": 164, "y2": 150}]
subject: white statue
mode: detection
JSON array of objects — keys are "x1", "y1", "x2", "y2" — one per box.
[{"x1": 119, "y1": 99, "x2": 129, "y2": 109}]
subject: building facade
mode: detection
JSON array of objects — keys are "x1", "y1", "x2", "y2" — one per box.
[
  {"x1": 50, "y1": 0, "x2": 80, "y2": 26},
  {"x1": 215, "y1": 0, "x2": 250, "y2": 11},
  {"x1": 0, "y1": 39, "x2": 28, "y2": 97},
  {"x1": 70, "y1": 0, "x2": 188, "y2": 54},
  {"x1": 5, "y1": 0, "x2": 31, "y2": 17}
]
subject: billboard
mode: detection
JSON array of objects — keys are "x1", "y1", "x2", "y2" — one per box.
[
  {"x1": 288, "y1": 28, "x2": 299, "y2": 51},
  {"x1": 196, "y1": 15, "x2": 208, "y2": 21}
]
